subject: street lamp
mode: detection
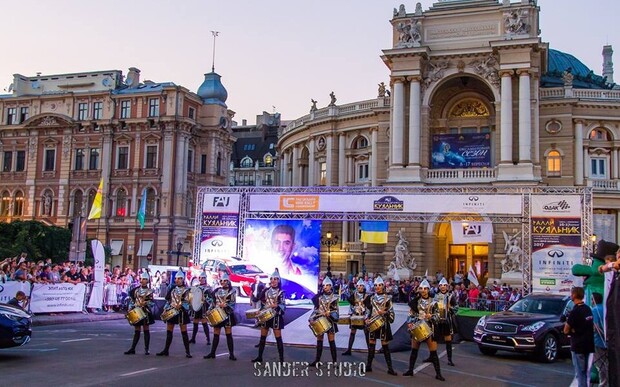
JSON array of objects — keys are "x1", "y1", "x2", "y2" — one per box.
[
  {"x1": 321, "y1": 231, "x2": 339, "y2": 278},
  {"x1": 361, "y1": 250, "x2": 366, "y2": 277},
  {"x1": 167, "y1": 241, "x2": 191, "y2": 266}
]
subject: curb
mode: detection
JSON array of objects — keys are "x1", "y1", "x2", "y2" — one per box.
[{"x1": 32, "y1": 312, "x2": 126, "y2": 327}]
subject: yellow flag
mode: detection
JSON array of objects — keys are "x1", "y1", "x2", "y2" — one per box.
[{"x1": 87, "y1": 179, "x2": 104, "y2": 220}]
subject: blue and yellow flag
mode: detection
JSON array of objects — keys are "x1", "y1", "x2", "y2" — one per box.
[{"x1": 360, "y1": 221, "x2": 389, "y2": 244}]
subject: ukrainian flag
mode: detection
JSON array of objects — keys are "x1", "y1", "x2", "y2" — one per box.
[{"x1": 360, "y1": 221, "x2": 389, "y2": 244}]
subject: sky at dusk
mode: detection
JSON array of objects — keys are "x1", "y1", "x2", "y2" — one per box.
[{"x1": 1, "y1": 0, "x2": 618, "y2": 124}]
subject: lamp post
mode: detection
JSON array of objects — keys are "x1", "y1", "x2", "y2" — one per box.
[
  {"x1": 361, "y1": 250, "x2": 366, "y2": 277},
  {"x1": 167, "y1": 241, "x2": 191, "y2": 267},
  {"x1": 321, "y1": 231, "x2": 339, "y2": 278}
]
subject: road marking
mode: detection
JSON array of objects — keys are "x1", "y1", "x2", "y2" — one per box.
[
  {"x1": 4, "y1": 348, "x2": 58, "y2": 352},
  {"x1": 61, "y1": 338, "x2": 91, "y2": 343},
  {"x1": 352, "y1": 375, "x2": 403, "y2": 387},
  {"x1": 413, "y1": 349, "x2": 446, "y2": 373},
  {"x1": 441, "y1": 367, "x2": 536, "y2": 387},
  {"x1": 120, "y1": 368, "x2": 158, "y2": 377}
]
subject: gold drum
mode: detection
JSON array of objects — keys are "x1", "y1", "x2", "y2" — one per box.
[
  {"x1": 245, "y1": 308, "x2": 261, "y2": 319},
  {"x1": 126, "y1": 306, "x2": 146, "y2": 325},
  {"x1": 410, "y1": 320, "x2": 433, "y2": 343},
  {"x1": 367, "y1": 315, "x2": 385, "y2": 333},
  {"x1": 309, "y1": 316, "x2": 332, "y2": 336},
  {"x1": 206, "y1": 307, "x2": 228, "y2": 326},
  {"x1": 257, "y1": 308, "x2": 275, "y2": 324},
  {"x1": 350, "y1": 315, "x2": 366, "y2": 328},
  {"x1": 160, "y1": 307, "x2": 179, "y2": 322}
]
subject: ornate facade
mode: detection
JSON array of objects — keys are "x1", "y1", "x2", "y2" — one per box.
[
  {"x1": 278, "y1": 0, "x2": 620, "y2": 282},
  {"x1": 0, "y1": 67, "x2": 235, "y2": 269}
]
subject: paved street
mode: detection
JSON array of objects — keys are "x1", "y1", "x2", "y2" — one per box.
[{"x1": 1, "y1": 319, "x2": 574, "y2": 387}]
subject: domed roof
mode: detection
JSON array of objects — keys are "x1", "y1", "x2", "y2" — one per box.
[
  {"x1": 197, "y1": 72, "x2": 228, "y2": 107},
  {"x1": 541, "y1": 49, "x2": 610, "y2": 89}
]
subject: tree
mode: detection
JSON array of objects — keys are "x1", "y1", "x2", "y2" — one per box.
[{"x1": 0, "y1": 221, "x2": 71, "y2": 263}]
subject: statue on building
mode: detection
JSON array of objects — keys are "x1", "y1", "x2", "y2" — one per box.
[
  {"x1": 415, "y1": 2, "x2": 422, "y2": 16},
  {"x1": 43, "y1": 194, "x2": 52, "y2": 216},
  {"x1": 388, "y1": 228, "x2": 417, "y2": 276},
  {"x1": 504, "y1": 9, "x2": 530, "y2": 36},
  {"x1": 562, "y1": 69, "x2": 574, "y2": 87},
  {"x1": 328, "y1": 92, "x2": 337, "y2": 107},
  {"x1": 310, "y1": 99, "x2": 318, "y2": 112},
  {"x1": 396, "y1": 19, "x2": 422, "y2": 48},
  {"x1": 393, "y1": 4, "x2": 406, "y2": 18},
  {"x1": 470, "y1": 55, "x2": 500, "y2": 87},
  {"x1": 423, "y1": 60, "x2": 449, "y2": 88},
  {"x1": 501, "y1": 231, "x2": 522, "y2": 273},
  {"x1": 378, "y1": 82, "x2": 386, "y2": 97}
]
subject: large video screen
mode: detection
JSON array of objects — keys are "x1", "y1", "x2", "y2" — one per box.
[
  {"x1": 243, "y1": 219, "x2": 321, "y2": 301},
  {"x1": 431, "y1": 133, "x2": 491, "y2": 169}
]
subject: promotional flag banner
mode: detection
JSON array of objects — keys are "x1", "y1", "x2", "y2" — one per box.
[
  {"x1": 450, "y1": 221, "x2": 493, "y2": 244},
  {"x1": 137, "y1": 189, "x2": 147, "y2": 229},
  {"x1": 87, "y1": 179, "x2": 104, "y2": 220},
  {"x1": 468, "y1": 265, "x2": 479, "y2": 287},
  {"x1": 360, "y1": 221, "x2": 389, "y2": 244}
]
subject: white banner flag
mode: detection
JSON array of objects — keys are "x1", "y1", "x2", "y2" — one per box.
[
  {"x1": 451, "y1": 221, "x2": 493, "y2": 244},
  {"x1": 87, "y1": 239, "x2": 105, "y2": 309},
  {"x1": 30, "y1": 283, "x2": 86, "y2": 313},
  {"x1": 468, "y1": 265, "x2": 479, "y2": 287},
  {"x1": 0, "y1": 281, "x2": 31, "y2": 304}
]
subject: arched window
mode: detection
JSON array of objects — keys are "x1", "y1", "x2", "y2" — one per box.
[
  {"x1": 73, "y1": 190, "x2": 84, "y2": 217},
  {"x1": 264, "y1": 154, "x2": 273, "y2": 167},
  {"x1": 0, "y1": 191, "x2": 10, "y2": 216},
  {"x1": 241, "y1": 157, "x2": 253, "y2": 168},
  {"x1": 547, "y1": 150, "x2": 561, "y2": 177},
  {"x1": 116, "y1": 188, "x2": 127, "y2": 217},
  {"x1": 13, "y1": 191, "x2": 24, "y2": 216},
  {"x1": 589, "y1": 128, "x2": 610, "y2": 140},
  {"x1": 87, "y1": 189, "x2": 96, "y2": 215},
  {"x1": 355, "y1": 136, "x2": 369, "y2": 149},
  {"x1": 146, "y1": 188, "x2": 156, "y2": 217}
]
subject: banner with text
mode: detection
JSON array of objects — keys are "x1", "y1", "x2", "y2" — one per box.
[
  {"x1": 451, "y1": 221, "x2": 493, "y2": 244},
  {"x1": 250, "y1": 194, "x2": 522, "y2": 215},
  {"x1": 200, "y1": 194, "x2": 241, "y2": 264},
  {"x1": 30, "y1": 283, "x2": 86, "y2": 313},
  {"x1": 531, "y1": 195, "x2": 583, "y2": 294},
  {"x1": 431, "y1": 133, "x2": 491, "y2": 169},
  {"x1": 0, "y1": 281, "x2": 31, "y2": 304}
]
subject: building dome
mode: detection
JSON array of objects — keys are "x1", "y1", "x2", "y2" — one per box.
[
  {"x1": 197, "y1": 72, "x2": 228, "y2": 107},
  {"x1": 541, "y1": 49, "x2": 610, "y2": 89}
]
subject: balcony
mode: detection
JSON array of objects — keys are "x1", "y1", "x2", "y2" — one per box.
[
  {"x1": 69, "y1": 170, "x2": 101, "y2": 179},
  {"x1": 0, "y1": 171, "x2": 26, "y2": 181},
  {"x1": 424, "y1": 168, "x2": 496, "y2": 184},
  {"x1": 587, "y1": 179, "x2": 620, "y2": 191}
]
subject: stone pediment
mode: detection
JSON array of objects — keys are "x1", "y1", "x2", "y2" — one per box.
[
  {"x1": 23, "y1": 114, "x2": 74, "y2": 128},
  {"x1": 143, "y1": 133, "x2": 162, "y2": 144}
]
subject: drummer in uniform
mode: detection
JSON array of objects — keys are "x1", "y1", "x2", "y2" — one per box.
[
  {"x1": 203, "y1": 272, "x2": 237, "y2": 361},
  {"x1": 403, "y1": 279, "x2": 445, "y2": 381},
  {"x1": 423, "y1": 277, "x2": 457, "y2": 366},
  {"x1": 308, "y1": 276, "x2": 339, "y2": 367},
  {"x1": 364, "y1": 276, "x2": 397, "y2": 376},
  {"x1": 252, "y1": 270, "x2": 286, "y2": 363},
  {"x1": 342, "y1": 278, "x2": 369, "y2": 356},
  {"x1": 124, "y1": 271, "x2": 155, "y2": 355},
  {"x1": 189, "y1": 271, "x2": 212, "y2": 346},
  {"x1": 156, "y1": 269, "x2": 192, "y2": 358}
]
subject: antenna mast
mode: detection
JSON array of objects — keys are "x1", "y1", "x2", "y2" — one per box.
[{"x1": 211, "y1": 31, "x2": 220, "y2": 72}]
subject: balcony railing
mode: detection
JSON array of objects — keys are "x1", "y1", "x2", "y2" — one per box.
[
  {"x1": 587, "y1": 179, "x2": 620, "y2": 191},
  {"x1": 424, "y1": 168, "x2": 496, "y2": 183},
  {"x1": 540, "y1": 87, "x2": 620, "y2": 101}
]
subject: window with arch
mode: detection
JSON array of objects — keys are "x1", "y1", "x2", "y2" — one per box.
[
  {"x1": 146, "y1": 188, "x2": 156, "y2": 217},
  {"x1": 73, "y1": 190, "x2": 84, "y2": 217},
  {"x1": 241, "y1": 157, "x2": 253, "y2": 168},
  {"x1": 589, "y1": 128, "x2": 610, "y2": 141},
  {"x1": 87, "y1": 189, "x2": 96, "y2": 215},
  {"x1": 116, "y1": 188, "x2": 127, "y2": 217},
  {"x1": 354, "y1": 136, "x2": 369, "y2": 149},
  {"x1": 546, "y1": 150, "x2": 562, "y2": 177},
  {"x1": 13, "y1": 191, "x2": 24, "y2": 216},
  {"x1": 264, "y1": 154, "x2": 273, "y2": 167},
  {"x1": 0, "y1": 191, "x2": 10, "y2": 216}
]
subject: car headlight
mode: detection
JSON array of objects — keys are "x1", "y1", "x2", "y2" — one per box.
[
  {"x1": 521, "y1": 321, "x2": 545, "y2": 332},
  {"x1": 476, "y1": 315, "x2": 487, "y2": 328}
]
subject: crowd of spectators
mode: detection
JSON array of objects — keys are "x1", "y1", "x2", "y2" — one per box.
[{"x1": 0, "y1": 254, "x2": 94, "y2": 284}]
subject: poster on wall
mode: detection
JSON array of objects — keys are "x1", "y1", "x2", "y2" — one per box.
[
  {"x1": 243, "y1": 219, "x2": 321, "y2": 300},
  {"x1": 431, "y1": 133, "x2": 491, "y2": 169},
  {"x1": 531, "y1": 195, "x2": 583, "y2": 294},
  {"x1": 199, "y1": 194, "x2": 241, "y2": 264}
]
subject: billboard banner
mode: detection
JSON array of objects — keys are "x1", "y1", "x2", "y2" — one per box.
[
  {"x1": 199, "y1": 193, "x2": 241, "y2": 264},
  {"x1": 249, "y1": 194, "x2": 522, "y2": 215},
  {"x1": 451, "y1": 221, "x2": 493, "y2": 244},
  {"x1": 30, "y1": 283, "x2": 86, "y2": 313},
  {"x1": 243, "y1": 219, "x2": 321, "y2": 300},
  {"x1": 431, "y1": 133, "x2": 491, "y2": 169},
  {"x1": 531, "y1": 195, "x2": 583, "y2": 294}
]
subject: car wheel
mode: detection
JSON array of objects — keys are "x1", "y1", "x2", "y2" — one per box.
[
  {"x1": 538, "y1": 333, "x2": 558, "y2": 363},
  {"x1": 478, "y1": 345, "x2": 497, "y2": 356}
]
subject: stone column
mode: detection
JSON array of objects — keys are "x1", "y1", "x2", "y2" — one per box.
[
  {"x1": 391, "y1": 78, "x2": 405, "y2": 166},
  {"x1": 308, "y1": 139, "x2": 315, "y2": 186},
  {"x1": 518, "y1": 70, "x2": 531, "y2": 163},
  {"x1": 338, "y1": 133, "x2": 346, "y2": 185},
  {"x1": 161, "y1": 127, "x2": 174, "y2": 217},
  {"x1": 326, "y1": 135, "x2": 333, "y2": 186},
  {"x1": 574, "y1": 120, "x2": 584, "y2": 185},
  {"x1": 292, "y1": 145, "x2": 299, "y2": 186},
  {"x1": 408, "y1": 76, "x2": 421, "y2": 166},
  {"x1": 584, "y1": 147, "x2": 590, "y2": 179},
  {"x1": 613, "y1": 148, "x2": 619, "y2": 180},
  {"x1": 280, "y1": 154, "x2": 286, "y2": 186},
  {"x1": 500, "y1": 70, "x2": 514, "y2": 163},
  {"x1": 371, "y1": 128, "x2": 378, "y2": 186}
]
